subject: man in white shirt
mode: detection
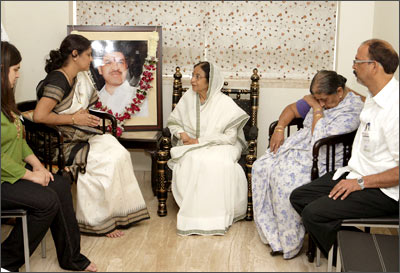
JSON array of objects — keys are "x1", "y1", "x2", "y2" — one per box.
[
  {"x1": 98, "y1": 50, "x2": 148, "y2": 117},
  {"x1": 290, "y1": 39, "x2": 399, "y2": 258}
]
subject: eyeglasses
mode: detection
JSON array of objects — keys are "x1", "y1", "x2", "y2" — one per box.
[
  {"x1": 191, "y1": 73, "x2": 207, "y2": 80},
  {"x1": 353, "y1": 59, "x2": 375, "y2": 65}
]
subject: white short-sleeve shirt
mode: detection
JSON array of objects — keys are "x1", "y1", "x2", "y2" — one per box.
[{"x1": 333, "y1": 77, "x2": 399, "y2": 201}]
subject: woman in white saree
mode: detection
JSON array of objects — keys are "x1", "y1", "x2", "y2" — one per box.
[
  {"x1": 167, "y1": 62, "x2": 249, "y2": 235},
  {"x1": 33, "y1": 34, "x2": 149, "y2": 238}
]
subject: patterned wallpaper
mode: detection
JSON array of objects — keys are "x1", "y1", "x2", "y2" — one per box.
[{"x1": 77, "y1": 1, "x2": 337, "y2": 80}]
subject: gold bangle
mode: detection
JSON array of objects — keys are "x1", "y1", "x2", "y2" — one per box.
[
  {"x1": 275, "y1": 125, "x2": 285, "y2": 129},
  {"x1": 314, "y1": 113, "x2": 323, "y2": 118},
  {"x1": 71, "y1": 115, "x2": 75, "y2": 125},
  {"x1": 274, "y1": 128, "x2": 284, "y2": 132}
]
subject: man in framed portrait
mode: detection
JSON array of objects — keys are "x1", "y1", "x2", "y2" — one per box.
[{"x1": 92, "y1": 40, "x2": 148, "y2": 117}]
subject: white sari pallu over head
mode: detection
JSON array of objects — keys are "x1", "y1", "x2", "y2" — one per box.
[
  {"x1": 167, "y1": 63, "x2": 250, "y2": 168},
  {"x1": 166, "y1": 62, "x2": 250, "y2": 236}
]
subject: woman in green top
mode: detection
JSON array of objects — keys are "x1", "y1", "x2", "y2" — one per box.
[{"x1": 1, "y1": 41, "x2": 97, "y2": 272}]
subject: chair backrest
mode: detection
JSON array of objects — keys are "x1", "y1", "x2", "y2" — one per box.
[
  {"x1": 311, "y1": 130, "x2": 357, "y2": 180},
  {"x1": 17, "y1": 100, "x2": 117, "y2": 177},
  {"x1": 268, "y1": 118, "x2": 304, "y2": 147},
  {"x1": 17, "y1": 100, "x2": 66, "y2": 174},
  {"x1": 16, "y1": 100, "x2": 37, "y2": 114},
  {"x1": 171, "y1": 66, "x2": 260, "y2": 141},
  {"x1": 267, "y1": 118, "x2": 357, "y2": 180}
]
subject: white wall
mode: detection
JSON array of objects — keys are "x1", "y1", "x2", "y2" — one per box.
[
  {"x1": 335, "y1": 1, "x2": 375, "y2": 97},
  {"x1": 255, "y1": 84, "x2": 309, "y2": 156},
  {"x1": 336, "y1": 1, "x2": 399, "y2": 97},
  {"x1": 2, "y1": 1, "x2": 398, "y2": 170},
  {"x1": 373, "y1": 1, "x2": 399, "y2": 80},
  {"x1": 1, "y1": 1, "x2": 70, "y2": 102}
]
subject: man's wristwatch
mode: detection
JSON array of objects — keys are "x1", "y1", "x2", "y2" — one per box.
[{"x1": 357, "y1": 177, "x2": 365, "y2": 190}]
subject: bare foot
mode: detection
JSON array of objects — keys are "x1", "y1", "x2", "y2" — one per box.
[
  {"x1": 105, "y1": 229, "x2": 124, "y2": 238},
  {"x1": 85, "y1": 262, "x2": 97, "y2": 272}
]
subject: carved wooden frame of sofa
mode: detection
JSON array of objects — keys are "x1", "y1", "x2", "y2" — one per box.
[{"x1": 156, "y1": 67, "x2": 260, "y2": 220}]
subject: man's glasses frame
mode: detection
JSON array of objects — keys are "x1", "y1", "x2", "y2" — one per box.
[{"x1": 353, "y1": 59, "x2": 376, "y2": 65}]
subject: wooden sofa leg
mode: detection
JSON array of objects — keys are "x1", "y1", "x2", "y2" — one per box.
[
  {"x1": 245, "y1": 153, "x2": 257, "y2": 221},
  {"x1": 157, "y1": 150, "x2": 168, "y2": 216}
]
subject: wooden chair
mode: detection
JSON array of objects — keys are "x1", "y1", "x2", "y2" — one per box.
[
  {"x1": 273, "y1": 119, "x2": 398, "y2": 271},
  {"x1": 17, "y1": 100, "x2": 117, "y2": 179},
  {"x1": 308, "y1": 130, "x2": 357, "y2": 269},
  {"x1": 268, "y1": 117, "x2": 358, "y2": 266},
  {"x1": 156, "y1": 67, "x2": 260, "y2": 219}
]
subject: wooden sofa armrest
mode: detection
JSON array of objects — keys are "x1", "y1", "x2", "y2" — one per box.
[
  {"x1": 162, "y1": 127, "x2": 172, "y2": 138},
  {"x1": 248, "y1": 125, "x2": 258, "y2": 141},
  {"x1": 89, "y1": 109, "x2": 118, "y2": 136}
]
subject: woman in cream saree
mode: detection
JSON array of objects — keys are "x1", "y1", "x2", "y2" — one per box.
[
  {"x1": 167, "y1": 62, "x2": 249, "y2": 235},
  {"x1": 34, "y1": 34, "x2": 149, "y2": 238}
]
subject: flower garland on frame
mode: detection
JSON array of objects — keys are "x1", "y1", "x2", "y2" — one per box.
[{"x1": 93, "y1": 31, "x2": 159, "y2": 137}]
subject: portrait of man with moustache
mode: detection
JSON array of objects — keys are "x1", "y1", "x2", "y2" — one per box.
[{"x1": 91, "y1": 40, "x2": 148, "y2": 117}]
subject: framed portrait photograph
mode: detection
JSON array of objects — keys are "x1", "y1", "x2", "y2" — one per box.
[{"x1": 67, "y1": 25, "x2": 163, "y2": 131}]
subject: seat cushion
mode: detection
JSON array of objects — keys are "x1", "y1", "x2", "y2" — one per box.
[
  {"x1": 338, "y1": 230, "x2": 399, "y2": 272},
  {"x1": 341, "y1": 215, "x2": 399, "y2": 226}
]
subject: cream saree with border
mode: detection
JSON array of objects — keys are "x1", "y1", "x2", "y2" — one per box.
[
  {"x1": 40, "y1": 71, "x2": 149, "y2": 235},
  {"x1": 167, "y1": 63, "x2": 249, "y2": 235}
]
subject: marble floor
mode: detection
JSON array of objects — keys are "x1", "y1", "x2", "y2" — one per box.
[{"x1": 1, "y1": 171, "x2": 396, "y2": 272}]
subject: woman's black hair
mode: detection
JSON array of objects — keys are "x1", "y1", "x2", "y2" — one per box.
[
  {"x1": 45, "y1": 34, "x2": 91, "y2": 73},
  {"x1": 310, "y1": 70, "x2": 347, "y2": 95},
  {"x1": 194, "y1": 61, "x2": 210, "y2": 83},
  {"x1": 1, "y1": 41, "x2": 22, "y2": 122}
]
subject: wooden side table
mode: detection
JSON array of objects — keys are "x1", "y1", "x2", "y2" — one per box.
[{"x1": 118, "y1": 130, "x2": 161, "y2": 195}]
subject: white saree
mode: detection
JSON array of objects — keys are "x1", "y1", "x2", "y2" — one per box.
[
  {"x1": 55, "y1": 71, "x2": 149, "y2": 235},
  {"x1": 167, "y1": 63, "x2": 249, "y2": 235}
]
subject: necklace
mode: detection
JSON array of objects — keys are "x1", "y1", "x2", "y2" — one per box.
[
  {"x1": 11, "y1": 112, "x2": 21, "y2": 138},
  {"x1": 60, "y1": 68, "x2": 82, "y2": 104},
  {"x1": 60, "y1": 67, "x2": 73, "y2": 86}
]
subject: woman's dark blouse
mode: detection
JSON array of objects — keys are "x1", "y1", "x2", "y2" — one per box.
[{"x1": 36, "y1": 71, "x2": 73, "y2": 102}]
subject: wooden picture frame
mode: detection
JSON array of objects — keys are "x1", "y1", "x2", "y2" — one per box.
[{"x1": 67, "y1": 25, "x2": 163, "y2": 131}]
